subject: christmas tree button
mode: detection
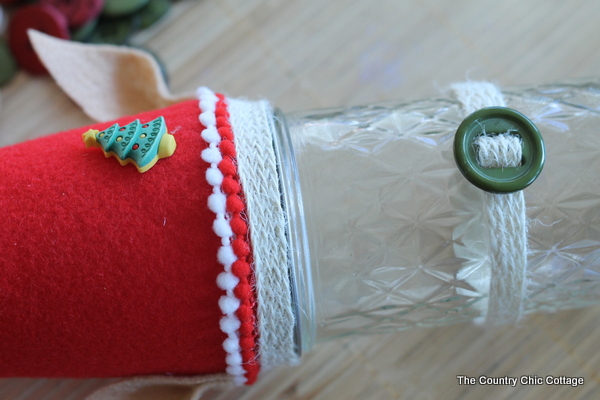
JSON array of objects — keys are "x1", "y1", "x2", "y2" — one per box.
[{"x1": 83, "y1": 116, "x2": 176, "y2": 173}]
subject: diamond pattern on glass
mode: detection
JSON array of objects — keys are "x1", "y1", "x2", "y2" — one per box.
[{"x1": 288, "y1": 82, "x2": 600, "y2": 339}]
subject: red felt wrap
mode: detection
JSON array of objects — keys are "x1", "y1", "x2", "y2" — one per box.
[{"x1": 0, "y1": 100, "x2": 229, "y2": 377}]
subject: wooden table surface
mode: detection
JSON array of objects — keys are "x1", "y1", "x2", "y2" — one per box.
[{"x1": 2, "y1": 0, "x2": 600, "y2": 399}]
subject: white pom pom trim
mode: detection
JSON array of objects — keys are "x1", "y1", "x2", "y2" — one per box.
[
  {"x1": 202, "y1": 126, "x2": 221, "y2": 143},
  {"x1": 223, "y1": 336, "x2": 241, "y2": 353},
  {"x1": 201, "y1": 146, "x2": 222, "y2": 164},
  {"x1": 206, "y1": 166, "x2": 224, "y2": 187},
  {"x1": 217, "y1": 245, "x2": 236, "y2": 267},
  {"x1": 198, "y1": 87, "x2": 245, "y2": 384},
  {"x1": 200, "y1": 111, "x2": 216, "y2": 127},
  {"x1": 208, "y1": 193, "x2": 227, "y2": 214},
  {"x1": 196, "y1": 86, "x2": 215, "y2": 99},
  {"x1": 226, "y1": 352, "x2": 243, "y2": 366},
  {"x1": 220, "y1": 315, "x2": 241, "y2": 334},
  {"x1": 233, "y1": 375, "x2": 248, "y2": 386},
  {"x1": 226, "y1": 364, "x2": 245, "y2": 376},
  {"x1": 217, "y1": 272, "x2": 240, "y2": 291},
  {"x1": 219, "y1": 295, "x2": 241, "y2": 314}
]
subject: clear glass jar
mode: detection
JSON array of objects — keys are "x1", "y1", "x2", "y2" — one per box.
[{"x1": 273, "y1": 80, "x2": 600, "y2": 355}]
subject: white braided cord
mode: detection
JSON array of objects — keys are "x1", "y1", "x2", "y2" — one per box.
[{"x1": 451, "y1": 81, "x2": 528, "y2": 325}]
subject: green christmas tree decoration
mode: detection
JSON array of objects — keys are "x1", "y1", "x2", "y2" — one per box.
[{"x1": 82, "y1": 116, "x2": 176, "y2": 173}]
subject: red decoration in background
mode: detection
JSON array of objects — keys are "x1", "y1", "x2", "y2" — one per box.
[
  {"x1": 8, "y1": 5, "x2": 70, "y2": 74},
  {"x1": 40, "y1": 0, "x2": 105, "y2": 29}
]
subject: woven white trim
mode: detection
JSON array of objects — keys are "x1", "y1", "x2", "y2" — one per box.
[
  {"x1": 451, "y1": 81, "x2": 528, "y2": 325},
  {"x1": 197, "y1": 87, "x2": 245, "y2": 385},
  {"x1": 451, "y1": 81, "x2": 506, "y2": 112},
  {"x1": 228, "y1": 98, "x2": 298, "y2": 369}
]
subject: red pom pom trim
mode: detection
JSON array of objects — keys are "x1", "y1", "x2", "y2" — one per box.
[
  {"x1": 218, "y1": 127, "x2": 234, "y2": 141},
  {"x1": 232, "y1": 238, "x2": 250, "y2": 257},
  {"x1": 218, "y1": 158, "x2": 236, "y2": 177},
  {"x1": 230, "y1": 217, "x2": 247, "y2": 236},
  {"x1": 215, "y1": 107, "x2": 229, "y2": 119},
  {"x1": 216, "y1": 116, "x2": 231, "y2": 129},
  {"x1": 219, "y1": 139, "x2": 236, "y2": 158},
  {"x1": 226, "y1": 195, "x2": 245, "y2": 214},
  {"x1": 236, "y1": 303, "x2": 254, "y2": 321},
  {"x1": 201, "y1": 91, "x2": 260, "y2": 385},
  {"x1": 239, "y1": 321, "x2": 254, "y2": 337},
  {"x1": 221, "y1": 176, "x2": 241, "y2": 195},
  {"x1": 232, "y1": 259, "x2": 251, "y2": 277}
]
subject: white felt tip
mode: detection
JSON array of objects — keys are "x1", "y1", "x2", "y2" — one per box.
[
  {"x1": 206, "y1": 166, "x2": 224, "y2": 187},
  {"x1": 220, "y1": 316, "x2": 241, "y2": 334},
  {"x1": 223, "y1": 336, "x2": 241, "y2": 353},
  {"x1": 219, "y1": 295, "x2": 241, "y2": 314},
  {"x1": 28, "y1": 30, "x2": 187, "y2": 123},
  {"x1": 201, "y1": 147, "x2": 222, "y2": 164},
  {"x1": 200, "y1": 111, "x2": 217, "y2": 127},
  {"x1": 201, "y1": 126, "x2": 221, "y2": 143},
  {"x1": 217, "y1": 272, "x2": 240, "y2": 291},
  {"x1": 208, "y1": 193, "x2": 227, "y2": 214},
  {"x1": 217, "y1": 244, "x2": 236, "y2": 265}
]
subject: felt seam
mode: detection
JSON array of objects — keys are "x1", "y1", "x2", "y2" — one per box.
[{"x1": 197, "y1": 87, "x2": 259, "y2": 385}]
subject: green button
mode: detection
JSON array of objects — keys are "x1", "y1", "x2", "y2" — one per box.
[
  {"x1": 0, "y1": 37, "x2": 18, "y2": 87},
  {"x1": 88, "y1": 14, "x2": 141, "y2": 45},
  {"x1": 71, "y1": 17, "x2": 99, "y2": 42},
  {"x1": 102, "y1": 0, "x2": 150, "y2": 17},
  {"x1": 139, "y1": 0, "x2": 171, "y2": 29},
  {"x1": 453, "y1": 107, "x2": 545, "y2": 194}
]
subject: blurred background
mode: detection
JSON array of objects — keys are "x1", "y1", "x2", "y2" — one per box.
[{"x1": 1, "y1": 0, "x2": 600, "y2": 399}]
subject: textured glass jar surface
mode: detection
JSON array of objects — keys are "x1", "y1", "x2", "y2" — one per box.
[{"x1": 285, "y1": 82, "x2": 600, "y2": 341}]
